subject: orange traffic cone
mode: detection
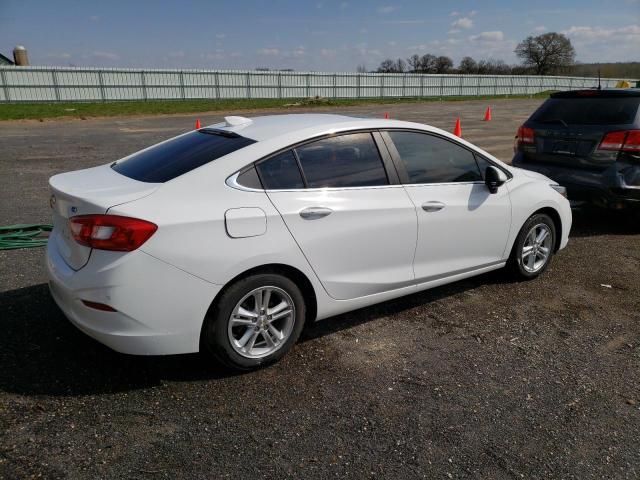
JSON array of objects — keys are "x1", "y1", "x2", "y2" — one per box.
[
  {"x1": 384, "y1": 112, "x2": 389, "y2": 119},
  {"x1": 195, "y1": 119, "x2": 201, "y2": 129},
  {"x1": 483, "y1": 107, "x2": 492, "y2": 121},
  {"x1": 453, "y1": 117, "x2": 462, "y2": 137}
]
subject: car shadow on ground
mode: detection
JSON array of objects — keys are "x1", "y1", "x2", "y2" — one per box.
[
  {"x1": 0, "y1": 270, "x2": 510, "y2": 397},
  {"x1": 570, "y1": 207, "x2": 640, "y2": 237},
  {"x1": 1, "y1": 211, "x2": 636, "y2": 397}
]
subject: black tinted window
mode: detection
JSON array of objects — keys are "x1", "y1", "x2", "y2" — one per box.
[
  {"x1": 388, "y1": 131, "x2": 482, "y2": 184},
  {"x1": 112, "y1": 130, "x2": 256, "y2": 183},
  {"x1": 532, "y1": 98, "x2": 640, "y2": 125},
  {"x1": 236, "y1": 166, "x2": 262, "y2": 189},
  {"x1": 474, "y1": 155, "x2": 491, "y2": 179},
  {"x1": 256, "y1": 150, "x2": 305, "y2": 189},
  {"x1": 295, "y1": 133, "x2": 388, "y2": 188}
]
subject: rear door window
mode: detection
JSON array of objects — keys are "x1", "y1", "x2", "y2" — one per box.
[
  {"x1": 295, "y1": 133, "x2": 389, "y2": 188},
  {"x1": 256, "y1": 150, "x2": 305, "y2": 190},
  {"x1": 387, "y1": 131, "x2": 482, "y2": 184},
  {"x1": 531, "y1": 98, "x2": 640, "y2": 125},
  {"x1": 112, "y1": 129, "x2": 256, "y2": 183}
]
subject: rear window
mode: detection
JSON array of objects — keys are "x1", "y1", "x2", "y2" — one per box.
[
  {"x1": 112, "y1": 129, "x2": 256, "y2": 183},
  {"x1": 531, "y1": 98, "x2": 640, "y2": 126}
]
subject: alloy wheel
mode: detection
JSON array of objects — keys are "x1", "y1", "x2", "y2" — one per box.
[
  {"x1": 227, "y1": 286, "x2": 295, "y2": 359},
  {"x1": 521, "y1": 223, "x2": 553, "y2": 273}
]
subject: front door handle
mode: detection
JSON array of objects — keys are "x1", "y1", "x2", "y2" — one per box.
[
  {"x1": 421, "y1": 201, "x2": 445, "y2": 212},
  {"x1": 299, "y1": 207, "x2": 333, "y2": 220}
]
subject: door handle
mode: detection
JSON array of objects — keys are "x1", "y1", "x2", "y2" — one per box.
[
  {"x1": 299, "y1": 207, "x2": 333, "y2": 220},
  {"x1": 421, "y1": 201, "x2": 445, "y2": 212}
]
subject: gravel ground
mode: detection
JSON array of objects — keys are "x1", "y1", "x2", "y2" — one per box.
[{"x1": 1, "y1": 99, "x2": 639, "y2": 479}]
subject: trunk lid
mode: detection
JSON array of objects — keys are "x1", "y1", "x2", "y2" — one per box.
[{"x1": 49, "y1": 164, "x2": 160, "y2": 270}]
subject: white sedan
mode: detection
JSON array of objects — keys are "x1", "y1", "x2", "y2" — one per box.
[{"x1": 46, "y1": 114, "x2": 571, "y2": 370}]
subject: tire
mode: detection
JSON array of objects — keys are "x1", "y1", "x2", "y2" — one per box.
[
  {"x1": 202, "y1": 273, "x2": 306, "y2": 370},
  {"x1": 507, "y1": 213, "x2": 556, "y2": 280}
]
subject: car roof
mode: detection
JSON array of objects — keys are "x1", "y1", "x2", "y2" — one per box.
[
  {"x1": 204, "y1": 114, "x2": 387, "y2": 141},
  {"x1": 551, "y1": 89, "x2": 640, "y2": 99}
]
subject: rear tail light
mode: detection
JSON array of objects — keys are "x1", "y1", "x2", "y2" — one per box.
[
  {"x1": 69, "y1": 215, "x2": 157, "y2": 251},
  {"x1": 599, "y1": 130, "x2": 640, "y2": 152},
  {"x1": 517, "y1": 125, "x2": 535, "y2": 145}
]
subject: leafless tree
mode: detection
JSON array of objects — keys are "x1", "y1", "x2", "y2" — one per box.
[
  {"x1": 377, "y1": 58, "x2": 407, "y2": 73},
  {"x1": 515, "y1": 32, "x2": 576, "y2": 75},
  {"x1": 407, "y1": 54, "x2": 422, "y2": 72},
  {"x1": 435, "y1": 56, "x2": 453, "y2": 74},
  {"x1": 420, "y1": 54, "x2": 437, "y2": 73},
  {"x1": 458, "y1": 56, "x2": 477, "y2": 74}
]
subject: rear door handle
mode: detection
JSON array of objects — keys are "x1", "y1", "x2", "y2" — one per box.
[
  {"x1": 299, "y1": 207, "x2": 333, "y2": 220},
  {"x1": 421, "y1": 201, "x2": 445, "y2": 212}
]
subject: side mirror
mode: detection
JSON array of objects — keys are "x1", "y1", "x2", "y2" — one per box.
[{"x1": 485, "y1": 166, "x2": 508, "y2": 194}]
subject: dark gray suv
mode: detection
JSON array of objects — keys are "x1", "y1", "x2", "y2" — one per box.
[{"x1": 512, "y1": 89, "x2": 640, "y2": 209}]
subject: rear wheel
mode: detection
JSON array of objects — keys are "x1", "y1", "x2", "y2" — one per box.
[
  {"x1": 202, "y1": 273, "x2": 306, "y2": 370},
  {"x1": 508, "y1": 213, "x2": 556, "y2": 280}
]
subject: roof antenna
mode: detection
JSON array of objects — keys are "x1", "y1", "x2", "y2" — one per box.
[{"x1": 597, "y1": 69, "x2": 602, "y2": 90}]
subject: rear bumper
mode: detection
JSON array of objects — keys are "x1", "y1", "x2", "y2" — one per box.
[
  {"x1": 512, "y1": 153, "x2": 640, "y2": 208},
  {"x1": 46, "y1": 233, "x2": 222, "y2": 355}
]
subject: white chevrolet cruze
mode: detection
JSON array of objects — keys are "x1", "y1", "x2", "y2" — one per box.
[{"x1": 47, "y1": 114, "x2": 571, "y2": 369}]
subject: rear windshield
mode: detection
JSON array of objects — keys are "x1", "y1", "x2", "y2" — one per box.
[
  {"x1": 112, "y1": 129, "x2": 256, "y2": 183},
  {"x1": 531, "y1": 98, "x2": 640, "y2": 126}
]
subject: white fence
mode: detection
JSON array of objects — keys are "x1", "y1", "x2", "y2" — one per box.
[{"x1": 0, "y1": 66, "x2": 633, "y2": 103}]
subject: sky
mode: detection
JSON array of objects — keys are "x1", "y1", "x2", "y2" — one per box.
[{"x1": 0, "y1": 0, "x2": 638, "y2": 71}]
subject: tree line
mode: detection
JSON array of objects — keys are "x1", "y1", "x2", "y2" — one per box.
[{"x1": 373, "y1": 32, "x2": 577, "y2": 75}]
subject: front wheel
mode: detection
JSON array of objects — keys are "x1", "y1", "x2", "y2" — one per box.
[
  {"x1": 202, "y1": 273, "x2": 306, "y2": 370},
  {"x1": 508, "y1": 213, "x2": 556, "y2": 280}
]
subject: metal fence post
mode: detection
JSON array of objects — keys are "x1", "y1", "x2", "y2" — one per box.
[
  {"x1": 402, "y1": 74, "x2": 406, "y2": 97},
  {"x1": 333, "y1": 73, "x2": 337, "y2": 98},
  {"x1": 459, "y1": 75, "x2": 463, "y2": 96},
  {"x1": 306, "y1": 73, "x2": 310, "y2": 98},
  {"x1": 214, "y1": 72, "x2": 220, "y2": 99},
  {"x1": 0, "y1": 69, "x2": 10, "y2": 103},
  {"x1": 52, "y1": 69, "x2": 61, "y2": 102},
  {"x1": 246, "y1": 72, "x2": 251, "y2": 99},
  {"x1": 179, "y1": 71, "x2": 186, "y2": 99},
  {"x1": 141, "y1": 70, "x2": 147, "y2": 101},
  {"x1": 420, "y1": 75, "x2": 424, "y2": 98},
  {"x1": 439, "y1": 75, "x2": 444, "y2": 99},
  {"x1": 476, "y1": 75, "x2": 480, "y2": 96},
  {"x1": 277, "y1": 72, "x2": 282, "y2": 99},
  {"x1": 97, "y1": 70, "x2": 106, "y2": 102},
  {"x1": 380, "y1": 75, "x2": 384, "y2": 98}
]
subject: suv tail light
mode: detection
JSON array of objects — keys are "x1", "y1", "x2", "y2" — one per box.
[
  {"x1": 517, "y1": 125, "x2": 535, "y2": 145},
  {"x1": 599, "y1": 130, "x2": 640, "y2": 152},
  {"x1": 69, "y1": 215, "x2": 157, "y2": 251}
]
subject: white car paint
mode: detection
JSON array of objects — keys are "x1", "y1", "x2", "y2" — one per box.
[{"x1": 46, "y1": 114, "x2": 572, "y2": 355}]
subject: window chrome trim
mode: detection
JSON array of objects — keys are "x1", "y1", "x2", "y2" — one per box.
[{"x1": 224, "y1": 126, "x2": 513, "y2": 193}]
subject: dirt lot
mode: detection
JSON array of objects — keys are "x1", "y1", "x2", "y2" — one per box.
[{"x1": 1, "y1": 99, "x2": 639, "y2": 479}]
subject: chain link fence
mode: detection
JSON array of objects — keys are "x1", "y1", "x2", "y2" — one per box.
[{"x1": 0, "y1": 66, "x2": 634, "y2": 103}]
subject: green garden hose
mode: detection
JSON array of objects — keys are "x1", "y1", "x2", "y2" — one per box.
[{"x1": 0, "y1": 224, "x2": 53, "y2": 250}]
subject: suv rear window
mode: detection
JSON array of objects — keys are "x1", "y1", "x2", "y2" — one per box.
[
  {"x1": 531, "y1": 98, "x2": 640, "y2": 126},
  {"x1": 112, "y1": 129, "x2": 256, "y2": 183}
]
